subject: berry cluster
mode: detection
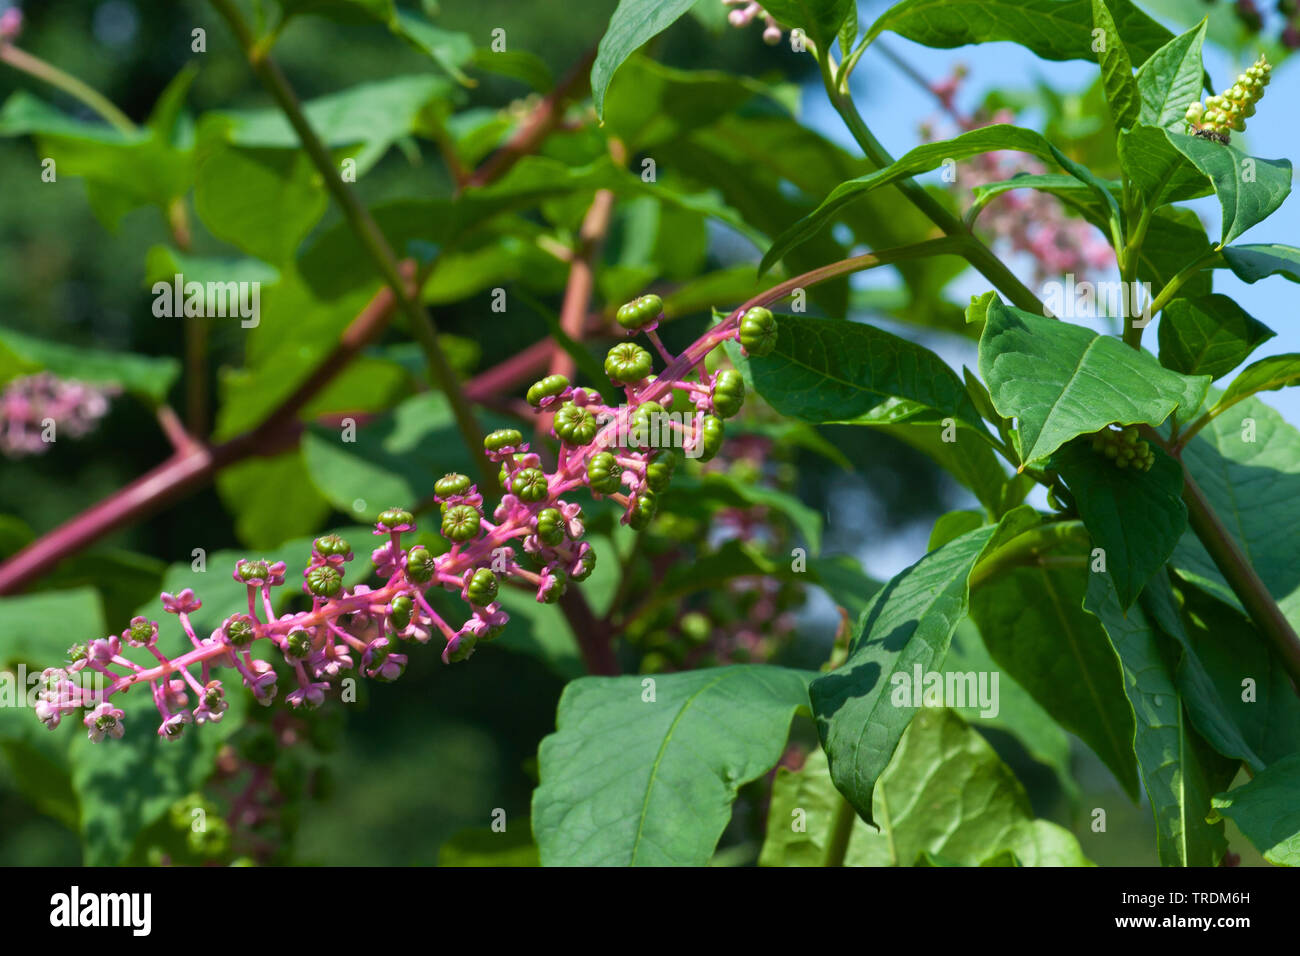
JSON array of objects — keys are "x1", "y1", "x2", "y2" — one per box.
[
  {"x1": 1, "y1": 372, "x2": 118, "y2": 458},
  {"x1": 35, "y1": 296, "x2": 779, "y2": 741},
  {"x1": 1090, "y1": 425, "x2": 1155, "y2": 472},
  {"x1": 1185, "y1": 54, "x2": 1272, "y2": 141}
]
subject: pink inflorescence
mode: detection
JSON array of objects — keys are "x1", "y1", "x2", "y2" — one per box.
[
  {"x1": 37, "y1": 298, "x2": 759, "y2": 742},
  {"x1": 0, "y1": 372, "x2": 119, "y2": 458},
  {"x1": 0, "y1": 6, "x2": 21, "y2": 44},
  {"x1": 921, "y1": 68, "x2": 1115, "y2": 285}
]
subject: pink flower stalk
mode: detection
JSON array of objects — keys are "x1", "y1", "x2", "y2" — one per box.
[
  {"x1": 921, "y1": 68, "x2": 1115, "y2": 285},
  {"x1": 37, "y1": 304, "x2": 757, "y2": 741},
  {"x1": 0, "y1": 372, "x2": 118, "y2": 458}
]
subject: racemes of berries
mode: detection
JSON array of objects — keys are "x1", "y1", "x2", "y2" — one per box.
[
  {"x1": 1091, "y1": 425, "x2": 1155, "y2": 471},
  {"x1": 38, "y1": 290, "x2": 780, "y2": 741},
  {"x1": 1185, "y1": 54, "x2": 1271, "y2": 142}
]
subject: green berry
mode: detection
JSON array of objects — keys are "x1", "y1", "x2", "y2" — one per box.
[
  {"x1": 285, "y1": 629, "x2": 313, "y2": 659},
  {"x1": 441, "y1": 504, "x2": 482, "y2": 542},
  {"x1": 378, "y1": 508, "x2": 413, "y2": 531},
  {"x1": 526, "y1": 374, "x2": 569, "y2": 407},
  {"x1": 434, "y1": 473, "x2": 472, "y2": 499},
  {"x1": 628, "y1": 491, "x2": 658, "y2": 530},
  {"x1": 237, "y1": 559, "x2": 271, "y2": 583},
  {"x1": 553, "y1": 402, "x2": 599, "y2": 445},
  {"x1": 615, "y1": 294, "x2": 663, "y2": 331},
  {"x1": 629, "y1": 401, "x2": 665, "y2": 446},
  {"x1": 587, "y1": 452, "x2": 623, "y2": 494},
  {"x1": 712, "y1": 369, "x2": 745, "y2": 419},
  {"x1": 314, "y1": 533, "x2": 351, "y2": 557},
  {"x1": 695, "y1": 415, "x2": 725, "y2": 462},
  {"x1": 604, "y1": 342, "x2": 654, "y2": 384},
  {"x1": 467, "y1": 568, "x2": 499, "y2": 605},
  {"x1": 389, "y1": 595, "x2": 413, "y2": 631},
  {"x1": 406, "y1": 546, "x2": 437, "y2": 583},
  {"x1": 224, "y1": 614, "x2": 257, "y2": 646},
  {"x1": 738, "y1": 307, "x2": 778, "y2": 356},
  {"x1": 571, "y1": 548, "x2": 597, "y2": 582},
  {"x1": 538, "y1": 572, "x2": 566, "y2": 605},
  {"x1": 306, "y1": 566, "x2": 342, "y2": 598},
  {"x1": 535, "y1": 507, "x2": 567, "y2": 546},
  {"x1": 644, "y1": 453, "x2": 676, "y2": 492},
  {"x1": 484, "y1": 429, "x2": 524, "y2": 452},
  {"x1": 510, "y1": 467, "x2": 550, "y2": 502}
]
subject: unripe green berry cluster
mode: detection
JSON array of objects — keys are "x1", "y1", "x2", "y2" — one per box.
[
  {"x1": 1090, "y1": 425, "x2": 1155, "y2": 472},
  {"x1": 1185, "y1": 54, "x2": 1271, "y2": 136}
]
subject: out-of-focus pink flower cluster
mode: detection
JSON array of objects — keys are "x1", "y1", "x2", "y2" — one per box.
[
  {"x1": 0, "y1": 372, "x2": 118, "y2": 458},
  {"x1": 0, "y1": 6, "x2": 21, "y2": 44},
  {"x1": 923, "y1": 68, "x2": 1115, "y2": 285},
  {"x1": 37, "y1": 302, "x2": 758, "y2": 741},
  {"x1": 722, "y1": 0, "x2": 786, "y2": 45}
]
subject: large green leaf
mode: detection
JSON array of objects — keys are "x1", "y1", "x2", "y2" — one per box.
[
  {"x1": 970, "y1": 558, "x2": 1141, "y2": 799},
  {"x1": 1171, "y1": 395, "x2": 1300, "y2": 634},
  {"x1": 761, "y1": 125, "x2": 1057, "y2": 273},
  {"x1": 215, "y1": 452, "x2": 333, "y2": 550},
  {"x1": 1157, "y1": 294, "x2": 1274, "y2": 380},
  {"x1": 1211, "y1": 754, "x2": 1300, "y2": 866},
  {"x1": 1084, "y1": 573, "x2": 1234, "y2": 866},
  {"x1": 1051, "y1": 440, "x2": 1187, "y2": 608},
  {"x1": 532, "y1": 665, "x2": 815, "y2": 865},
  {"x1": 591, "y1": 0, "x2": 701, "y2": 120},
  {"x1": 0, "y1": 327, "x2": 179, "y2": 406},
  {"x1": 979, "y1": 302, "x2": 1209, "y2": 465},
  {"x1": 1135, "y1": 18, "x2": 1208, "y2": 129},
  {"x1": 742, "y1": 314, "x2": 988, "y2": 434},
  {"x1": 1091, "y1": 0, "x2": 1140, "y2": 129},
  {"x1": 862, "y1": 0, "x2": 1174, "y2": 65},
  {"x1": 1219, "y1": 243, "x2": 1300, "y2": 284},
  {"x1": 1137, "y1": 206, "x2": 1214, "y2": 299},
  {"x1": 1164, "y1": 131, "x2": 1293, "y2": 246},
  {"x1": 809, "y1": 507, "x2": 1038, "y2": 820},
  {"x1": 1117, "y1": 124, "x2": 1211, "y2": 207}
]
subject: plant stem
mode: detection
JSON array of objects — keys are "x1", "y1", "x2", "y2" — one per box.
[
  {"x1": 825, "y1": 793, "x2": 858, "y2": 866},
  {"x1": 818, "y1": 56, "x2": 1044, "y2": 314},
  {"x1": 0, "y1": 43, "x2": 135, "y2": 134},
  {"x1": 210, "y1": 0, "x2": 494, "y2": 488},
  {"x1": 1181, "y1": 469, "x2": 1300, "y2": 687}
]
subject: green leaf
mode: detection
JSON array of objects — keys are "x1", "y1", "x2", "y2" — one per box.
[
  {"x1": 591, "y1": 0, "x2": 701, "y2": 120},
  {"x1": 970, "y1": 556, "x2": 1141, "y2": 799},
  {"x1": 1118, "y1": 124, "x2": 1211, "y2": 207},
  {"x1": 1157, "y1": 294, "x2": 1274, "y2": 380},
  {"x1": 1052, "y1": 440, "x2": 1187, "y2": 608},
  {"x1": 194, "y1": 144, "x2": 328, "y2": 264},
  {"x1": 876, "y1": 423, "x2": 1028, "y2": 519},
  {"x1": 1091, "y1": 0, "x2": 1140, "y2": 129},
  {"x1": 1171, "y1": 395, "x2": 1300, "y2": 635},
  {"x1": 471, "y1": 49, "x2": 555, "y2": 92},
  {"x1": 807, "y1": 554, "x2": 882, "y2": 624},
  {"x1": 0, "y1": 326, "x2": 179, "y2": 406},
  {"x1": 0, "y1": 588, "x2": 104, "y2": 669},
  {"x1": 759, "y1": 0, "x2": 855, "y2": 46},
  {"x1": 809, "y1": 507, "x2": 1038, "y2": 820},
  {"x1": 761, "y1": 125, "x2": 1057, "y2": 273},
  {"x1": 971, "y1": 173, "x2": 1118, "y2": 225},
  {"x1": 1217, "y1": 354, "x2": 1300, "y2": 410},
  {"x1": 391, "y1": 12, "x2": 475, "y2": 85},
  {"x1": 1211, "y1": 755, "x2": 1300, "y2": 865},
  {"x1": 215, "y1": 452, "x2": 333, "y2": 550},
  {"x1": 978, "y1": 301, "x2": 1210, "y2": 465},
  {"x1": 1135, "y1": 18, "x2": 1208, "y2": 129},
  {"x1": 532, "y1": 665, "x2": 816, "y2": 865},
  {"x1": 1219, "y1": 243, "x2": 1300, "y2": 284},
  {"x1": 1084, "y1": 573, "x2": 1234, "y2": 866},
  {"x1": 743, "y1": 314, "x2": 988, "y2": 435},
  {"x1": 1137, "y1": 206, "x2": 1215, "y2": 299},
  {"x1": 1164, "y1": 131, "x2": 1293, "y2": 246},
  {"x1": 863, "y1": 0, "x2": 1174, "y2": 66},
  {"x1": 760, "y1": 747, "x2": 869, "y2": 866}
]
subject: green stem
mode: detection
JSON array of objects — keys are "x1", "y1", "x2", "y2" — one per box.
[
  {"x1": 1119, "y1": 205, "x2": 1154, "y2": 349},
  {"x1": 209, "y1": 0, "x2": 494, "y2": 487},
  {"x1": 0, "y1": 44, "x2": 135, "y2": 134},
  {"x1": 818, "y1": 56, "x2": 1044, "y2": 314},
  {"x1": 824, "y1": 793, "x2": 858, "y2": 867},
  {"x1": 1146, "y1": 250, "x2": 1218, "y2": 318}
]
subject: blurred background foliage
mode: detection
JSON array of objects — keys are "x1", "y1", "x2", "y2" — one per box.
[{"x1": 0, "y1": 0, "x2": 1282, "y2": 865}]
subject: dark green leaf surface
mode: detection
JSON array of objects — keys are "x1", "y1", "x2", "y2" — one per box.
[
  {"x1": 979, "y1": 302, "x2": 1209, "y2": 465},
  {"x1": 0, "y1": 327, "x2": 179, "y2": 406},
  {"x1": 1164, "y1": 131, "x2": 1293, "y2": 246},
  {"x1": 591, "y1": 0, "x2": 701, "y2": 119},
  {"x1": 1091, "y1": 0, "x2": 1140, "y2": 129},
  {"x1": 1135, "y1": 18, "x2": 1208, "y2": 129},
  {"x1": 1219, "y1": 244, "x2": 1300, "y2": 284},
  {"x1": 1211, "y1": 755, "x2": 1300, "y2": 865},
  {"x1": 1218, "y1": 354, "x2": 1300, "y2": 409},
  {"x1": 1157, "y1": 294, "x2": 1274, "y2": 380}
]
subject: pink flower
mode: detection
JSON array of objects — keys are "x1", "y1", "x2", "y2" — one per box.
[
  {"x1": 84, "y1": 703, "x2": 125, "y2": 743},
  {"x1": 161, "y1": 589, "x2": 202, "y2": 615}
]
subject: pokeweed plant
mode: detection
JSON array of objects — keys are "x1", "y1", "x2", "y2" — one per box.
[{"x1": 1, "y1": 0, "x2": 1299, "y2": 868}]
